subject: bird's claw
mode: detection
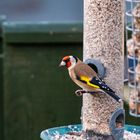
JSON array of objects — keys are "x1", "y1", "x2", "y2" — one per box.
[
  {"x1": 75, "y1": 90, "x2": 85, "y2": 96},
  {"x1": 75, "y1": 90, "x2": 99, "y2": 96}
]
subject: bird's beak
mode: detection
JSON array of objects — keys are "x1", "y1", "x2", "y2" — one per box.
[{"x1": 59, "y1": 61, "x2": 66, "y2": 67}]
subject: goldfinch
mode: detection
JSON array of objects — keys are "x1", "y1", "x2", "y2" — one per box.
[{"x1": 59, "y1": 55, "x2": 122, "y2": 103}]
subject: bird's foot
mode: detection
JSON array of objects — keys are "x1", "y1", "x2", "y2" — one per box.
[
  {"x1": 75, "y1": 90, "x2": 99, "y2": 96},
  {"x1": 75, "y1": 90, "x2": 86, "y2": 96}
]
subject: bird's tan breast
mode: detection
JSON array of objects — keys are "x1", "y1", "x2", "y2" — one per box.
[{"x1": 68, "y1": 68, "x2": 76, "y2": 80}]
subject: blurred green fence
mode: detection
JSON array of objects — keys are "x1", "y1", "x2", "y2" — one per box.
[
  {"x1": 0, "y1": 16, "x2": 6, "y2": 140},
  {"x1": 2, "y1": 22, "x2": 83, "y2": 140}
]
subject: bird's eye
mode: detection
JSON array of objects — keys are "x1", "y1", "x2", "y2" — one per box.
[{"x1": 65, "y1": 59, "x2": 70, "y2": 63}]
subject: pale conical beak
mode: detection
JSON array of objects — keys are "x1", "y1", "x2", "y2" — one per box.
[{"x1": 59, "y1": 61, "x2": 66, "y2": 67}]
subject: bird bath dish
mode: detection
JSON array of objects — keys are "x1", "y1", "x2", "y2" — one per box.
[{"x1": 40, "y1": 124, "x2": 140, "y2": 140}]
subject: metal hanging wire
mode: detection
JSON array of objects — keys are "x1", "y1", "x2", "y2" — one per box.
[{"x1": 125, "y1": 0, "x2": 140, "y2": 117}]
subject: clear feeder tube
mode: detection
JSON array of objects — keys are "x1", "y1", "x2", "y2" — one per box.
[{"x1": 125, "y1": 0, "x2": 140, "y2": 117}]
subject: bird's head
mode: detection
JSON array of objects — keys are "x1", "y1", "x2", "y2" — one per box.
[{"x1": 59, "y1": 55, "x2": 78, "y2": 69}]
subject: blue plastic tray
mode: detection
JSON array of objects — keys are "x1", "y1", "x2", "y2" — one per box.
[{"x1": 40, "y1": 124, "x2": 140, "y2": 140}]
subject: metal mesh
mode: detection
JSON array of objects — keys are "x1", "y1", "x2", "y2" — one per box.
[{"x1": 125, "y1": 0, "x2": 140, "y2": 117}]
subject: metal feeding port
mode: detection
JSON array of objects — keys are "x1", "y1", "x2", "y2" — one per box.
[{"x1": 125, "y1": 0, "x2": 140, "y2": 117}]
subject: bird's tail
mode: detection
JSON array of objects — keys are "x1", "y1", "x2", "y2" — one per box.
[{"x1": 105, "y1": 90, "x2": 122, "y2": 103}]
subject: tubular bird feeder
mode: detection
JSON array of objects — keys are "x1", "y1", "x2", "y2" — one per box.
[{"x1": 83, "y1": 0, "x2": 125, "y2": 139}]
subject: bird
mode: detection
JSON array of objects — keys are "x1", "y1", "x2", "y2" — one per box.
[{"x1": 59, "y1": 55, "x2": 122, "y2": 103}]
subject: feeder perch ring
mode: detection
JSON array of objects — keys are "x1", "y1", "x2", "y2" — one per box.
[
  {"x1": 109, "y1": 108, "x2": 125, "y2": 140},
  {"x1": 84, "y1": 59, "x2": 106, "y2": 79}
]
